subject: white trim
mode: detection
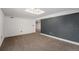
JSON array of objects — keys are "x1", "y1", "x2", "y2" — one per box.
[{"x1": 40, "y1": 33, "x2": 79, "y2": 46}]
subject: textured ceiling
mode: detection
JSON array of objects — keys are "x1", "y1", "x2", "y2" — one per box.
[{"x1": 2, "y1": 8, "x2": 79, "y2": 19}]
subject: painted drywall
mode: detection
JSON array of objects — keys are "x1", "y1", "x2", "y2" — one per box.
[
  {"x1": 0, "y1": 9, "x2": 4, "y2": 46},
  {"x1": 4, "y1": 16, "x2": 36, "y2": 37},
  {"x1": 41, "y1": 12, "x2": 79, "y2": 42}
]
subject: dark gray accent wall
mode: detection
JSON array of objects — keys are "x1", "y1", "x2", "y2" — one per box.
[{"x1": 41, "y1": 13, "x2": 79, "y2": 42}]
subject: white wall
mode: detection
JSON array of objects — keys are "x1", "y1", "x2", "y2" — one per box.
[
  {"x1": 4, "y1": 16, "x2": 36, "y2": 37},
  {"x1": 0, "y1": 9, "x2": 4, "y2": 46}
]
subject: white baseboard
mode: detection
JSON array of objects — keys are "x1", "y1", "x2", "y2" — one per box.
[
  {"x1": 40, "y1": 33, "x2": 79, "y2": 46},
  {"x1": 5, "y1": 32, "x2": 36, "y2": 38}
]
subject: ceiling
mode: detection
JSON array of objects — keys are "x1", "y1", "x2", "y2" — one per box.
[{"x1": 2, "y1": 8, "x2": 79, "y2": 19}]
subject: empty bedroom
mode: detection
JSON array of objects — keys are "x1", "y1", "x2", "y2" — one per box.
[{"x1": 0, "y1": 8, "x2": 79, "y2": 51}]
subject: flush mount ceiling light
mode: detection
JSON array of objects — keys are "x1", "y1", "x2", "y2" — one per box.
[{"x1": 25, "y1": 8, "x2": 45, "y2": 15}]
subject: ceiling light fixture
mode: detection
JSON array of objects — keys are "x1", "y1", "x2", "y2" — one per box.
[{"x1": 25, "y1": 8, "x2": 45, "y2": 15}]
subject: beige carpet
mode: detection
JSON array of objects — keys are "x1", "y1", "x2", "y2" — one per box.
[{"x1": 0, "y1": 33, "x2": 79, "y2": 51}]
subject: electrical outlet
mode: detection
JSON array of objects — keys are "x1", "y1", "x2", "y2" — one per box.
[
  {"x1": 1, "y1": 36, "x2": 2, "y2": 39},
  {"x1": 32, "y1": 25, "x2": 34, "y2": 26},
  {"x1": 20, "y1": 30, "x2": 23, "y2": 32},
  {"x1": 0, "y1": 35, "x2": 2, "y2": 39}
]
